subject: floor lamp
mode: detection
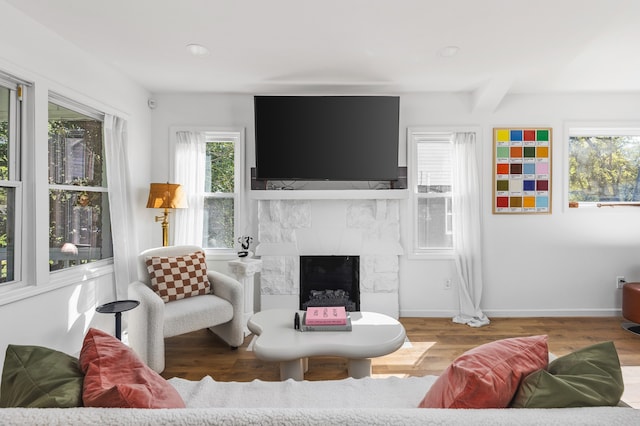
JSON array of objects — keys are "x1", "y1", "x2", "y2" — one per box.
[{"x1": 146, "y1": 182, "x2": 188, "y2": 246}]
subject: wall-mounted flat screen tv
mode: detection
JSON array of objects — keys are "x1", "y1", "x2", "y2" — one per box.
[{"x1": 254, "y1": 95, "x2": 400, "y2": 181}]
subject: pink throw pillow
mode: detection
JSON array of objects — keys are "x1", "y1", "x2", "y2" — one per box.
[
  {"x1": 79, "y1": 328, "x2": 185, "y2": 408},
  {"x1": 419, "y1": 335, "x2": 548, "y2": 408}
]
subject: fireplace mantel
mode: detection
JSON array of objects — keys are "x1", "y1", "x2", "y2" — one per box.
[{"x1": 250, "y1": 189, "x2": 408, "y2": 200}]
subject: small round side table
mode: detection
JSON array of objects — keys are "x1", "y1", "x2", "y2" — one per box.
[{"x1": 96, "y1": 300, "x2": 140, "y2": 340}]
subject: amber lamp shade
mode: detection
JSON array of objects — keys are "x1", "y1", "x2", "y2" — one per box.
[{"x1": 146, "y1": 183, "x2": 187, "y2": 246}]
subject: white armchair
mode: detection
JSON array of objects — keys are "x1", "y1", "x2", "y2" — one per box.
[{"x1": 128, "y1": 245, "x2": 245, "y2": 373}]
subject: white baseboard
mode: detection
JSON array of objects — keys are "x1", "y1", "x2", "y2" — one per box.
[
  {"x1": 263, "y1": 302, "x2": 622, "y2": 318},
  {"x1": 400, "y1": 309, "x2": 456, "y2": 318},
  {"x1": 400, "y1": 308, "x2": 622, "y2": 318}
]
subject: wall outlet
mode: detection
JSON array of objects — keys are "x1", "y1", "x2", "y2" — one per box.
[
  {"x1": 616, "y1": 276, "x2": 626, "y2": 289},
  {"x1": 444, "y1": 278, "x2": 452, "y2": 290}
]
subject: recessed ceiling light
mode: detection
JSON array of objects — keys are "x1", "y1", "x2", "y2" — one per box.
[
  {"x1": 186, "y1": 43, "x2": 210, "y2": 57},
  {"x1": 438, "y1": 46, "x2": 460, "y2": 57}
]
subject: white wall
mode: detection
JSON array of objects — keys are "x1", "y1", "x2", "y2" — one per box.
[
  {"x1": 401, "y1": 93, "x2": 640, "y2": 317},
  {"x1": 147, "y1": 93, "x2": 255, "y2": 253},
  {"x1": 0, "y1": 2, "x2": 152, "y2": 367},
  {"x1": 152, "y1": 91, "x2": 640, "y2": 318}
]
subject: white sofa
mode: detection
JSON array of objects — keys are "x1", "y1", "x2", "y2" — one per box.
[{"x1": 1, "y1": 375, "x2": 638, "y2": 425}]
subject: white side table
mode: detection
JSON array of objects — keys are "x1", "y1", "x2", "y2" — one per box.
[{"x1": 228, "y1": 258, "x2": 262, "y2": 335}]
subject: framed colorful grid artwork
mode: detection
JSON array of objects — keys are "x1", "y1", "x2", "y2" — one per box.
[{"x1": 493, "y1": 128, "x2": 552, "y2": 214}]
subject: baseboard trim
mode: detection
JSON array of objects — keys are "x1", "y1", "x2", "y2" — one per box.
[
  {"x1": 400, "y1": 309, "x2": 456, "y2": 318},
  {"x1": 400, "y1": 308, "x2": 622, "y2": 318}
]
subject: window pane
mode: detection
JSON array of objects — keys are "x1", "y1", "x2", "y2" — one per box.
[
  {"x1": 417, "y1": 197, "x2": 453, "y2": 249},
  {"x1": 415, "y1": 136, "x2": 453, "y2": 250},
  {"x1": 203, "y1": 197, "x2": 234, "y2": 249},
  {"x1": 416, "y1": 140, "x2": 452, "y2": 192},
  {"x1": 0, "y1": 186, "x2": 15, "y2": 282},
  {"x1": 48, "y1": 99, "x2": 111, "y2": 272},
  {"x1": 49, "y1": 189, "x2": 112, "y2": 271},
  {"x1": 0, "y1": 83, "x2": 17, "y2": 283},
  {"x1": 205, "y1": 141, "x2": 234, "y2": 192},
  {"x1": 48, "y1": 103, "x2": 104, "y2": 187},
  {"x1": 569, "y1": 135, "x2": 640, "y2": 202},
  {"x1": 0, "y1": 86, "x2": 9, "y2": 181}
]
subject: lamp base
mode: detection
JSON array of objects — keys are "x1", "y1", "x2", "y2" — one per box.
[{"x1": 154, "y1": 208, "x2": 171, "y2": 246}]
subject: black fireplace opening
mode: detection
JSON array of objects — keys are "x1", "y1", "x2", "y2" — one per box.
[{"x1": 299, "y1": 255, "x2": 360, "y2": 311}]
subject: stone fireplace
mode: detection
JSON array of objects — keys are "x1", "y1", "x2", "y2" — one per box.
[{"x1": 255, "y1": 198, "x2": 402, "y2": 318}]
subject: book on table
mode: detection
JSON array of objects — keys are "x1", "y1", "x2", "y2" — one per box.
[
  {"x1": 305, "y1": 306, "x2": 347, "y2": 325},
  {"x1": 301, "y1": 306, "x2": 352, "y2": 332}
]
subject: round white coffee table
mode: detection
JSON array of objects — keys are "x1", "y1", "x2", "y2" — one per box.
[{"x1": 248, "y1": 309, "x2": 406, "y2": 381}]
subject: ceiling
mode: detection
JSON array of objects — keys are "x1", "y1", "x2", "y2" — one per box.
[{"x1": 5, "y1": 0, "x2": 640, "y2": 110}]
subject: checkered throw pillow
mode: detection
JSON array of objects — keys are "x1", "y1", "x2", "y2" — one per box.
[{"x1": 146, "y1": 251, "x2": 210, "y2": 303}]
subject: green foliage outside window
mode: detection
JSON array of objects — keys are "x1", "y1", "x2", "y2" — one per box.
[
  {"x1": 206, "y1": 141, "x2": 234, "y2": 192},
  {"x1": 0, "y1": 109, "x2": 11, "y2": 282},
  {"x1": 0, "y1": 120, "x2": 8, "y2": 181},
  {"x1": 204, "y1": 141, "x2": 235, "y2": 249},
  {"x1": 203, "y1": 197, "x2": 234, "y2": 249},
  {"x1": 48, "y1": 119, "x2": 104, "y2": 186},
  {"x1": 569, "y1": 136, "x2": 640, "y2": 202}
]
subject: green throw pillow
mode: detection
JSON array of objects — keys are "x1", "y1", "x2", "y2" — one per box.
[
  {"x1": 511, "y1": 341, "x2": 623, "y2": 408},
  {"x1": 0, "y1": 344, "x2": 84, "y2": 408}
]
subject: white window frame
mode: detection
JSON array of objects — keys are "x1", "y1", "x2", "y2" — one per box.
[
  {"x1": 407, "y1": 128, "x2": 455, "y2": 259},
  {"x1": 0, "y1": 73, "x2": 25, "y2": 291},
  {"x1": 408, "y1": 126, "x2": 481, "y2": 259},
  {"x1": 444, "y1": 197, "x2": 453, "y2": 236},
  {"x1": 0, "y1": 69, "x2": 120, "y2": 306},
  {"x1": 564, "y1": 122, "x2": 640, "y2": 210},
  {"x1": 170, "y1": 127, "x2": 245, "y2": 259},
  {"x1": 203, "y1": 130, "x2": 243, "y2": 255},
  {"x1": 47, "y1": 92, "x2": 113, "y2": 277}
]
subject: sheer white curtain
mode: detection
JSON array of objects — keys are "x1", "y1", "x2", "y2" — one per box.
[
  {"x1": 174, "y1": 131, "x2": 206, "y2": 245},
  {"x1": 103, "y1": 114, "x2": 138, "y2": 299},
  {"x1": 451, "y1": 132, "x2": 490, "y2": 327}
]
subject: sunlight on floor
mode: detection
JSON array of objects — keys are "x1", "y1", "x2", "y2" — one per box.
[
  {"x1": 622, "y1": 366, "x2": 640, "y2": 408},
  {"x1": 394, "y1": 340, "x2": 437, "y2": 366},
  {"x1": 372, "y1": 340, "x2": 437, "y2": 379}
]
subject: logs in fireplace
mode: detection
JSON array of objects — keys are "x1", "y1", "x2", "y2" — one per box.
[{"x1": 302, "y1": 289, "x2": 356, "y2": 311}]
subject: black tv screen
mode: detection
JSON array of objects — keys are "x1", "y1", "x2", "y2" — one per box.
[{"x1": 254, "y1": 96, "x2": 399, "y2": 181}]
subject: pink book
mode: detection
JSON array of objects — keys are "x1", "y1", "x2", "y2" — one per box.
[{"x1": 305, "y1": 306, "x2": 347, "y2": 325}]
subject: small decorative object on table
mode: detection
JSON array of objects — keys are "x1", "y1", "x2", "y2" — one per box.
[{"x1": 237, "y1": 235, "x2": 253, "y2": 258}]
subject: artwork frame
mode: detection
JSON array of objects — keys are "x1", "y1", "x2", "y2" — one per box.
[{"x1": 493, "y1": 127, "x2": 552, "y2": 214}]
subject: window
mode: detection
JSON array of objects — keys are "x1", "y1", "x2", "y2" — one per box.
[
  {"x1": 409, "y1": 131, "x2": 454, "y2": 253},
  {"x1": 203, "y1": 132, "x2": 239, "y2": 249},
  {"x1": 0, "y1": 75, "x2": 23, "y2": 284},
  {"x1": 202, "y1": 132, "x2": 236, "y2": 249},
  {"x1": 174, "y1": 129, "x2": 243, "y2": 252},
  {"x1": 48, "y1": 96, "x2": 112, "y2": 271},
  {"x1": 568, "y1": 127, "x2": 640, "y2": 206}
]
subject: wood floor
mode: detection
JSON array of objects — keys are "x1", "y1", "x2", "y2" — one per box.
[{"x1": 161, "y1": 316, "x2": 640, "y2": 407}]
